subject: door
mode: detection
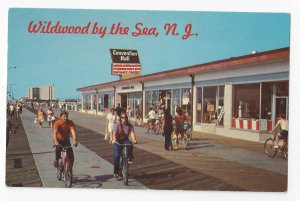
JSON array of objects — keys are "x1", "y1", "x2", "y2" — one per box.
[{"x1": 275, "y1": 97, "x2": 289, "y2": 120}]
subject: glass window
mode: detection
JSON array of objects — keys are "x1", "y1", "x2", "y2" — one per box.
[
  {"x1": 233, "y1": 84, "x2": 260, "y2": 119},
  {"x1": 98, "y1": 94, "x2": 103, "y2": 112},
  {"x1": 145, "y1": 91, "x2": 152, "y2": 115},
  {"x1": 196, "y1": 88, "x2": 202, "y2": 123},
  {"x1": 203, "y1": 86, "x2": 217, "y2": 124},
  {"x1": 261, "y1": 83, "x2": 273, "y2": 120},
  {"x1": 181, "y1": 88, "x2": 192, "y2": 115},
  {"x1": 152, "y1": 90, "x2": 159, "y2": 111},
  {"x1": 216, "y1": 86, "x2": 224, "y2": 126},
  {"x1": 171, "y1": 89, "x2": 180, "y2": 116},
  {"x1": 83, "y1": 95, "x2": 91, "y2": 110},
  {"x1": 276, "y1": 81, "x2": 289, "y2": 96}
]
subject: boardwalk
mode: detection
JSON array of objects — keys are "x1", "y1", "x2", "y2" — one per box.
[{"x1": 6, "y1": 107, "x2": 287, "y2": 192}]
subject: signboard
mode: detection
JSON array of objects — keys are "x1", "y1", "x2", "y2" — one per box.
[
  {"x1": 111, "y1": 63, "x2": 141, "y2": 75},
  {"x1": 110, "y1": 49, "x2": 141, "y2": 76},
  {"x1": 110, "y1": 49, "x2": 140, "y2": 63}
]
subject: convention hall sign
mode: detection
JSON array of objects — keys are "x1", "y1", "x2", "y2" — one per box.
[{"x1": 110, "y1": 49, "x2": 141, "y2": 75}]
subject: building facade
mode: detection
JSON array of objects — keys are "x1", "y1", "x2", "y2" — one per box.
[
  {"x1": 77, "y1": 47, "x2": 289, "y2": 142},
  {"x1": 28, "y1": 85, "x2": 55, "y2": 101}
]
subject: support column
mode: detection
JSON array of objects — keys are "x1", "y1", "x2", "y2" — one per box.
[
  {"x1": 90, "y1": 94, "x2": 93, "y2": 112},
  {"x1": 224, "y1": 84, "x2": 233, "y2": 129}
]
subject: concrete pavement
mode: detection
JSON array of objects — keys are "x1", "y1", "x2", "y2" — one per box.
[{"x1": 20, "y1": 108, "x2": 147, "y2": 189}]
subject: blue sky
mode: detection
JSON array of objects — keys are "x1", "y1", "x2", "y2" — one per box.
[{"x1": 7, "y1": 9, "x2": 290, "y2": 99}]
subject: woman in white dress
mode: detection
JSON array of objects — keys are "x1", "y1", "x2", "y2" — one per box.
[{"x1": 106, "y1": 108, "x2": 118, "y2": 144}]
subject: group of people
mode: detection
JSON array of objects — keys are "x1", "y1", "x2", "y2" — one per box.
[
  {"x1": 36, "y1": 107, "x2": 55, "y2": 128},
  {"x1": 8, "y1": 102, "x2": 23, "y2": 119},
  {"x1": 162, "y1": 106, "x2": 191, "y2": 150},
  {"x1": 50, "y1": 102, "x2": 288, "y2": 182}
]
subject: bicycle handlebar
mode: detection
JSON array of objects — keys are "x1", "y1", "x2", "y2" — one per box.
[
  {"x1": 114, "y1": 141, "x2": 135, "y2": 146},
  {"x1": 53, "y1": 144, "x2": 75, "y2": 149}
]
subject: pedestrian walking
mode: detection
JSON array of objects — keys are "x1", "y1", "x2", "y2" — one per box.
[
  {"x1": 162, "y1": 108, "x2": 173, "y2": 150},
  {"x1": 36, "y1": 107, "x2": 45, "y2": 128},
  {"x1": 47, "y1": 107, "x2": 55, "y2": 128},
  {"x1": 174, "y1": 106, "x2": 187, "y2": 150},
  {"x1": 106, "y1": 108, "x2": 118, "y2": 143},
  {"x1": 115, "y1": 103, "x2": 122, "y2": 117}
]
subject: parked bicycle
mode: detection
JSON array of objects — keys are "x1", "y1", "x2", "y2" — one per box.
[
  {"x1": 264, "y1": 132, "x2": 288, "y2": 159},
  {"x1": 114, "y1": 142, "x2": 134, "y2": 185},
  {"x1": 55, "y1": 144, "x2": 74, "y2": 187}
]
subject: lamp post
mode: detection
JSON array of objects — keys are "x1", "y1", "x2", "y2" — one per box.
[{"x1": 8, "y1": 66, "x2": 17, "y2": 101}]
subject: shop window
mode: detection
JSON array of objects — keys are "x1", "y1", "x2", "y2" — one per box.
[
  {"x1": 203, "y1": 86, "x2": 217, "y2": 124},
  {"x1": 276, "y1": 81, "x2": 289, "y2": 96},
  {"x1": 196, "y1": 88, "x2": 202, "y2": 123},
  {"x1": 181, "y1": 88, "x2": 192, "y2": 115},
  {"x1": 172, "y1": 89, "x2": 180, "y2": 116},
  {"x1": 152, "y1": 91, "x2": 159, "y2": 110},
  {"x1": 98, "y1": 95, "x2": 103, "y2": 112},
  {"x1": 261, "y1": 83, "x2": 273, "y2": 120},
  {"x1": 196, "y1": 86, "x2": 224, "y2": 125},
  {"x1": 233, "y1": 84, "x2": 260, "y2": 119},
  {"x1": 145, "y1": 91, "x2": 152, "y2": 115},
  {"x1": 216, "y1": 86, "x2": 224, "y2": 126},
  {"x1": 84, "y1": 95, "x2": 91, "y2": 110},
  {"x1": 93, "y1": 95, "x2": 97, "y2": 111}
]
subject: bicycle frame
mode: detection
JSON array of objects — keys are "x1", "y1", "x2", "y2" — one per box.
[
  {"x1": 264, "y1": 132, "x2": 288, "y2": 159},
  {"x1": 115, "y1": 142, "x2": 133, "y2": 185},
  {"x1": 55, "y1": 144, "x2": 73, "y2": 187}
]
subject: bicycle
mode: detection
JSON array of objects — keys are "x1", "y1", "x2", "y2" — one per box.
[
  {"x1": 114, "y1": 142, "x2": 134, "y2": 185},
  {"x1": 264, "y1": 132, "x2": 288, "y2": 159},
  {"x1": 143, "y1": 118, "x2": 157, "y2": 134},
  {"x1": 184, "y1": 128, "x2": 192, "y2": 146},
  {"x1": 55, "y1": 144, "x2": 74, "y2": 187}
]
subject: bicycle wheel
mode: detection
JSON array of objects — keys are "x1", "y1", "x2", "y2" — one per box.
[
  {"x1": 64, "y1": 160, "x2": 72, "y2": 188},
  {"x1": 56, "y1": 160, "x2": 62, "y2": 180},
  {"x1": 122, "y1": 156, "x2": 129, "y2": 185},
  {"x1": 264, "y1": 138, "x2": 277, "y2": 158},
  {"x1": 282, "y1": 146, "x2": 288, "y2": 160}
]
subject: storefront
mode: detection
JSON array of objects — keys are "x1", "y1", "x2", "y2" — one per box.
[
  {"x1": 231, "y1": 81, "x2": 289, "y2": 131},
  {"x1": 77, "y1": 47, "x2": 289, "y2": 142}
]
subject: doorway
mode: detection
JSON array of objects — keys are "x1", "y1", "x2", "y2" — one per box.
[{"x1": 275, "y1": 97, "x2": 289, "y2": 120}]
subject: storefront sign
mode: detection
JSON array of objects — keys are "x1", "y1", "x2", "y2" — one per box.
[
  {"x1": 110, "y1": 49, "x2": 141, "y2": 75},
  {"x1": 111, "y1": 63, "x2": 141, "y2": 75}
]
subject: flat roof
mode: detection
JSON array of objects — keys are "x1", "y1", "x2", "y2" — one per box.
[{"x1": 77, "y1": 47, "x2": 289, "y2": 92}]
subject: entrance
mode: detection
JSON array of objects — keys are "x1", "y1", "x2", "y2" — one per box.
[
  {"x1": 275, "y1": 97, "x2": 289, "y2": 120},
  {"x1": 120, "y1": 94, "x2": 127, "y2": 110}
]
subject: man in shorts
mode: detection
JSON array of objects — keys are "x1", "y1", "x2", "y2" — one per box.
[
  {"x1": 271, "y1": 114, "x2": 288, "y2": 149},
  {"x1": 53, "y1": 111, "x2": 78, "y2": 167}
]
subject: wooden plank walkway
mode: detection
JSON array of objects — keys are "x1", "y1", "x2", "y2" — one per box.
[
  {"x1": 6, "y1": 114, "x2": 42, "y2": 187},
  {"x1": 75, "y1": 124, "x2": 244, "y2": 191}
]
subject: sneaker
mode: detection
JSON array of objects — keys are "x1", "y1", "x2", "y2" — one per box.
[
  {"x1": 273, "y1": 144, "x2": 279, "y2": 149},
  {"x1": 53, "y1": 160, "x2": 58, "y2": 168},
  {"x1": 128, "y1": 159, "x2": 133, "y2": 165}
]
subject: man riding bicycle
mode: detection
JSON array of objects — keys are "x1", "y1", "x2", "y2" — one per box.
[
  {"x1": 270, "y1": 113, "x2": 288, "y2": 149},
  {"x1": 53, "y1": 111, "x2": 78, "y2": 168},
  {"x1": 112, "y1": 112, "x2": 137, "y2": 178}
]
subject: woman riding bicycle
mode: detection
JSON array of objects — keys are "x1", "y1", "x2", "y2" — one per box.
[
  {"x1": 270, "y1": 113, "x2": 288, "y2": 149},
  {"x1": 112, "y1": 112, "x2": 137, "y2": 179}
]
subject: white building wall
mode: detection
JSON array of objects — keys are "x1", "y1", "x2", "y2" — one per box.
[
  {"x1": 116, "y1": 82, "x2": 142, "y2": 93},
  {"x1": 144, "y1": 76, "x2": 190, "y2": 88},
  {"x1": 195, "y1": 60, "x2": 288, "y2": 83}
]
